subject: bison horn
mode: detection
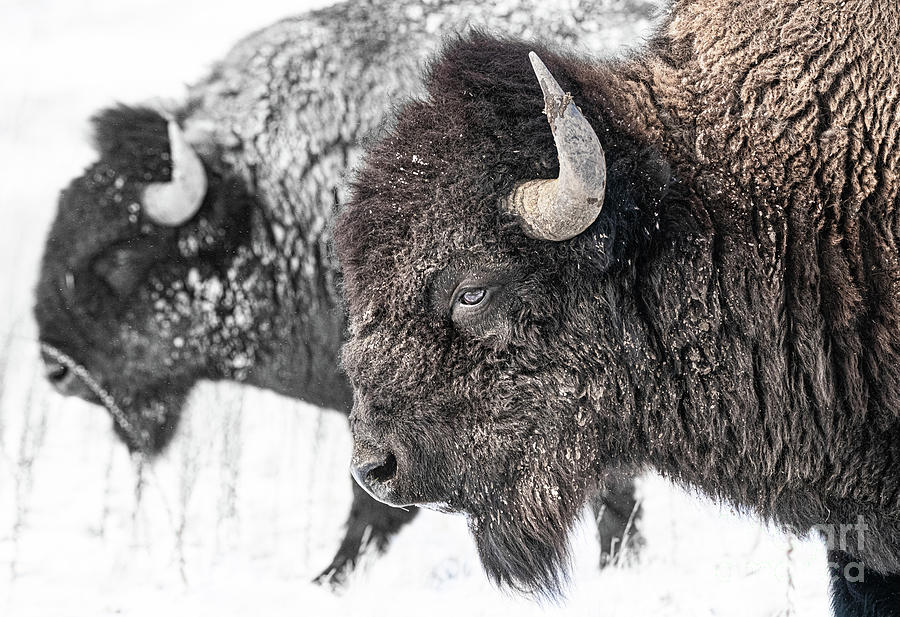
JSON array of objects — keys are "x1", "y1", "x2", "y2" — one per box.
[
  {"x1": 502, "y1": 52, "x2": 606, "y2": 241},
  {"x1": 141, "y1": 120, "x2": 207, "y2": 226}
]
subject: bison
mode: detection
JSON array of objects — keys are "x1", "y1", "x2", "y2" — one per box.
[
  {"x1": 34, "y1": 0, "x2": 652, "y2": 585},
  {"x1": 334, "y1": 0, "x2": 900, "y2": 613}
]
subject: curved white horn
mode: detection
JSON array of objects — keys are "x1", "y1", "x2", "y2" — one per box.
[
  {"x1": 141, "y1": 120, "x2": 207, "y2": 226},
  {"x1": 502, "y1": 52, "x2": 606, "y2": 241}
]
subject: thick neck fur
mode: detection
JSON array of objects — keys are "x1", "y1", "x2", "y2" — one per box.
[
  {"x1": 207, "y1": 207, "x2": 352, "y2": 412},
  {"x1": 571, "y1": 0, "x2": 900, "y2": 567}
]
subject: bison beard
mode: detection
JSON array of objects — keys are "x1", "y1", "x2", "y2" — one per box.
[
  {"x1": 472, "y1": 489, "x2": 577, "y2": 597},
  {"x1": 473, "y1": 471, "x2": 641, "y2": 595},
  {"x1": 337, "y1": 0, "x2": 900, "y2": 610}
]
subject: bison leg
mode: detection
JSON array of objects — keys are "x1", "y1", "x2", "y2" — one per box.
[
  {"x1": 590, "y1": 475, "x2": 643, "y2": 568},
  {"x1": 829, "y1": 550, "x2": 900, "y2": 616},
  {"x1": 314, "y1": 476, "x2": 418, "y2": 587}
]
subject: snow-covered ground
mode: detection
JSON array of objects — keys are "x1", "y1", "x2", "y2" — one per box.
[{"x1": 0, "y1": 1, "x2": 832, "y2": 615}]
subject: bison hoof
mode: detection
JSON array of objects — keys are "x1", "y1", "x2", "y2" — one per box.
[{"x1": 313, "y1": 558, "x2": 356, "y2": 590}]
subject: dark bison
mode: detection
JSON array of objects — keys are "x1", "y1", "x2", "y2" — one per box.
[
  {"x1": 34, "y1": 0, "x2": 651, "y2": 585},
  {"x1": 335, "y1": 0, "x2": 900, "y2": 612}
]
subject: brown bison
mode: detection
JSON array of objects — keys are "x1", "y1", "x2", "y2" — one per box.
[{"x1": 335, "y1": 0, "x2": 900, "y2": 613}]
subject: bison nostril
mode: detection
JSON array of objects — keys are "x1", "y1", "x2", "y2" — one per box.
[
  {"x1": 45, "y1": 361, "x2": 69, "y2": 384},
  {"x1": 41, "y1": 353, "x2": 85, "y2": 398},
  {"x1": 367, "y1": 452, "x2": 397, "y2": 484},
  {"x1": 351, "y1": 447, "x2": 400, "y2": 502}
]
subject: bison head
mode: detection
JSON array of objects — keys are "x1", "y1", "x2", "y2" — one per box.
[
  {"x1": 35, "y1": 105, "x2": 270, "y2": 454},
  {"x1": 336, "y1": 37, "x2": 670, "y2": 595}
]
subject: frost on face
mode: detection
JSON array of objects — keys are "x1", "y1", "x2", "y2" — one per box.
[{"x1": 135, "y1": 245, "x2": 274, "y2": 381}]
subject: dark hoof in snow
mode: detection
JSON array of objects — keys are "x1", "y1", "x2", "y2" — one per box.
[{"x1": 313, "y1": 557, "x2": 355, "y2": 590}]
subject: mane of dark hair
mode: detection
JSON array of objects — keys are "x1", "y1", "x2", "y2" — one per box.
[{"x1": 91, "y1": 105, "x2": 171, "y2": 181}]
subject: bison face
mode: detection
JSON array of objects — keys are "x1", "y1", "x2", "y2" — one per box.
[
  {"x1": 35, "y1": 105, "x2": 265, "y2": 454},
  {"x1": 341, "y1": 252, "x2": 609, "y2": 594},
  {"x1": 336, "y1": 39, "x2": 670, "y2": 594}
]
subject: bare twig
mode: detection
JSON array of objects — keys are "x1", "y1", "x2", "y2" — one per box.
[{"x1": 10, "y1": 364, "x2": 49, "y2": 581}]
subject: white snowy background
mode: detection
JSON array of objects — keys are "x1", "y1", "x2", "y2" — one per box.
[{"x1": 0, "y1": 1, "x2": 833, "y2": 615}]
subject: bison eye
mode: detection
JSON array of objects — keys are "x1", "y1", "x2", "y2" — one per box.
[
  {"x1": 450, "y1": 283, "x2": 494, "y2": 326},
  {"x1": 459, "y1": 288, "x2": 486, "y2": 306}
]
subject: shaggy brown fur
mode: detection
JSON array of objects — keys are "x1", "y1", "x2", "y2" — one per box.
[{"x1": 335, "y1": 0, "x2": 900, "y2": 610}]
